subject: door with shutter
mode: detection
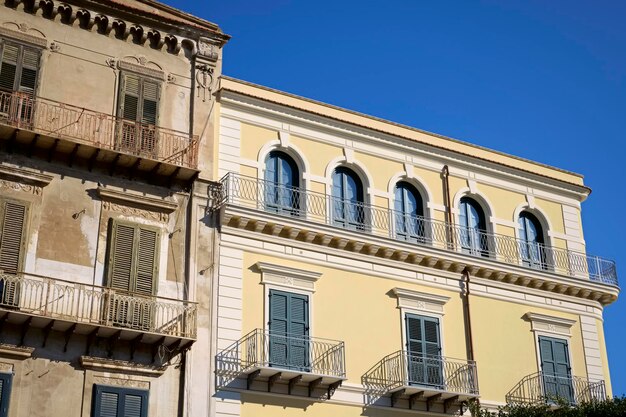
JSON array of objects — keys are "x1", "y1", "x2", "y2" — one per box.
[
  {"x1": 117, "y1": 73, "x2": 160, "y2": 157},
  {"x1": 268, "y1": 290, "x2": 309, "y2": 371},
  {"x1": 106, "y1": 220, "x2": 159, "y2": 331},
  {"x1": 0, "y1": 200, "x2": 27, "y2": 308},
  {"x1": 406, "y1": 314, "x2": 443, "y2": 388},
  {"x1": 92, "y1": 385, "x2": 148, "y2": 417},
  {"x1": 0, "y1": 373, "x2": 12, "y2": 417},
  {"x1": 539, "y1": 337, "x2": 574, "y2": 403},
  {"x1": 0, "y1": 41, "x2": 40, "y2": 125}
]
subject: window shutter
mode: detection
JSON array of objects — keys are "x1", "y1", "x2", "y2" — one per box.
[
  {"x1": 123, "y1": 393, "x2": 145, "y2": 417},
  {"x1": 107, "y1": 222, "x2": 135, "y2": 292},
  {"x1": 0, "y1": 43, "x2": 18, "y2": 92},
  {"x1": 0, "y1": 373, "x2": 12, "y2": 417},
  {"x1": 120, "y1": 74, "x2": 140, "y2": 122},
  {"x1": 406, "y1": 315, "x2": 424, "y2": 355},
  {"x1": 134, "y1": 228, "x2": 158, "y2": 295},
  {"x1": 18, "y1": 47, "x2": 39, "y2": 94},
  {"x1": 141, "y1": 80, "x2": 159, "y2": 126},
  {"x1": 423, "y1": 318, "x2": 441, "y2": 356},
  {"x1": 97, "y1": 391, "x2": 119, "y2": 417},
  {"x1": 93, "y1": 385, "x2": 148, "y2": 417},
  {"x1": 0, "y1": 201, "x2": 27, "y2": 275}
]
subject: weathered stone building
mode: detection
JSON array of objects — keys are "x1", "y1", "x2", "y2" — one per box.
[{"x1": 0, "y1": 0, "x2": 227, "y2": 416}]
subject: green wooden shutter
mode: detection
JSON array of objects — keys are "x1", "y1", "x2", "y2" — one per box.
[
  {"x1": 107, "y1": 221, "x2": 135, "y2": 292},
  {"x1": 107, "y1": 221, "x2": 159, "y2": 295},
  {"x1": 406, "y1": 314, "x2": 442, "y2": 387},
  {"x1": 539, "y1": 336, "x2": 573, "y2": 403},
  {"x1": 0, "y1": 200, "x2": 27, "y2": 275},
  {"x1": 135, "y1": 228, "x2": 158, "y2": 295},
  {"x1": 0, "y1": 373, "x2": 12, "y2": 417},
  {"x1": 269, "y1": 290, "x2": 309, "y2": 370},
  {"x1": 18, "y1": 46, "x2": 39, "y2": 95},
  {"x1": 93, "y1": 385, "x2": 148, "y2": 417},
  {"x1": 141, "y1": 80, "x2": 159, "y2": 126},
  {"x1": 119, "y1": 73, "x2": 140, "y2": 122},
  {"x1": 0, "y1": 43, "x2": 18, "y2": 92}
]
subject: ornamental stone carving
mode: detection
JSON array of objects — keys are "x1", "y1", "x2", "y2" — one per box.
[
  {"x1": 197, "y1": 38, "x2": 219, "y2": 62},
  {"x1": 102, "y1": 201, "x2": 169, "y2": 222},
  {"x1": 0, "y1": 179, "x2": 42, "y2": 195},
  {"x1": 92, "y1": 376, "x2": 150, "y2": 389}
]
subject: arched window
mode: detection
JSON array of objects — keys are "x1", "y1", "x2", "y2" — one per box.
[
  {"x1": 459, "y1": 197, "x2": 489, "y2": 256},
  {"x1": 519, "y1": 211, "x2": 546, "y2": 269},
  {"x1": 265, "y1": 151, "x2": 300, "y2": 214},
  {"x1": 332, "y1": 167, "x2": 364, "y2": 230},
  {"x1": 394, "y1": 182, "x2": 425, "y2": 242}
]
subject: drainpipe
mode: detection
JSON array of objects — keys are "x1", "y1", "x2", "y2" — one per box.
[
  {"x1": 462, "y1": 267, "x2": 479, "y2": 411},
  {"x1": 441, "y1": 165, "x2": 454, "y2": 249}
]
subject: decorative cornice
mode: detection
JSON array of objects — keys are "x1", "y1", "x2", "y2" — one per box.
[
  {"x1": 256, "y1": 261, "x2": 322, "y2": 292},
  {"x1": 0, "y1": 24, "x2": 48, "y2": 48},
  {"x1": 524, "y1": 312, "x2": 576, "y2": 337},
  {"x1": 0, "y1": 164, "x2": 53, "y2": 195},
  {"x1": 98, "y1": 187, "x2": 177, "y2": 213},
  {"x1": 118, "y1": 58, "x2": 166, "y2": 81},
  {"x1": 0, "y1": 343, "x2": 34, "y2": 359},
  {"x1": 221, "y1": 204, "x2": 619, "y2": 306},
  {"x1": 81, "y1": 356, "x2": 165, "y2": 376},
  {"x1": 393, "y1": 287, "x2": 450, "y2": 314},
  {"x1": 3, "y1": 1, "x2": 227, "y2": 57}
]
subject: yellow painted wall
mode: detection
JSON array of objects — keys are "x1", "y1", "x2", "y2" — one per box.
[
  {"x1": 596, "y1": 319, "x2": 613, "y2": 396},
  {"x1": 236, "y1": 121, "x2": 572, "y2": 239},
  {"x1": 240, "y1": 250, "x2": 591, "y2": 408},
  {"x1": 471, "y1": 294, "x2": 587, "y2": 402}
]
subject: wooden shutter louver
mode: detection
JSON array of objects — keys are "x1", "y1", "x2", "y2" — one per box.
[
  {"x1": 0, "y1": 43, "x2": 18, "y2": 92},
  {"x1": 18, "y1": 47, "x2": 39, "y2": 94},
  {"x1": 0, "y1": 373, "x2": 11, "y2": 417},
  {"x1": 98, "y1": 392, "x2": 118, "y2": 417},
  {"x1": 0, "y1": 201, "x2": 27, "y2": 308},
  {"x1": 106, "y1": 220, "x2": 159, "y2": 331},
  {"x1": 108, "y1": 222, "x2": 134, "y2": 292},
  {"x1": 93, "y1": 385, "x2": 148, "y2": 417}
]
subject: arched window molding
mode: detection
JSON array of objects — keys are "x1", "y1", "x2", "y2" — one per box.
[
  {"x1": 324, "y1": 156, "x2": 373, "y2": 207},
  {"x1": 387, "y1": 172, "x2": 434, "y2": 221}
]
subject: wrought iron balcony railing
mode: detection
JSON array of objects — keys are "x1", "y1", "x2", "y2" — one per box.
[
  {"x1": 217, "y1": 173, "x2": 618, "y2": 287},
  {"x1": 216, "y1": 328, "x2": 346, "y2": 381},
  {"x1": 0, "y1": 271, "x2": 197, "y2": 339},
  {"x1": 363, "y1": 351, "x2": 479, "y2": 397},
  {"x1": 0, "y1": 90, "x2": 198, "y2": 169},
  {"x1": 505, "y1": 372, "x2": 606, "y2": 405}
]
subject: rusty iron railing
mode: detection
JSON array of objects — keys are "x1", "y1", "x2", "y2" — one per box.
[
  {"x1": 0, "y1": 271, "x2": 197, "y2": 339},
  {"x1": 0, "y1": 90, "x2": 198, "y2": 169},
  {"x1": 218, "y1": 173, "x2": 618, "y2": 287}
]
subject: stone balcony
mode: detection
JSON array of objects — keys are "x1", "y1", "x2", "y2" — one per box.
[
  {"x1": 0, "y1": 90, "x2": 199, "y2": 182},
  {"x1": 0, "y1": 271, "x2": 196, "y2": 358}
]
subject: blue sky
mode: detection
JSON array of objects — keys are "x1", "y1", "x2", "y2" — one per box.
[{"x1": 169, "y1": 0, "x2": 626, "y2": 394}]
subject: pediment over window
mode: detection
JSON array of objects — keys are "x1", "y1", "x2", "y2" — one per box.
[{"x1": 392, "y1": 287, "x2": 450, "y2": 315}]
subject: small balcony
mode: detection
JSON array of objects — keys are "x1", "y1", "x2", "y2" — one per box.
[
  {"x1": 362, "y1": 351, "x2": 479, "y2": 412},
  {"x1": 215, "y1": 173, "x2": 618, "y2": 289},
  {"x1": 506, "y1": 372, "x2": 606, "y2": 406},
  {"x1": 0, "y1": 271, "x2": 196, "y2": 354},
  {"x1": 215, "y1": 329, "x2": 346, "y2": 399},
  {"x1": 0, "y1": 90, "x2": 198, "y2": 181}
]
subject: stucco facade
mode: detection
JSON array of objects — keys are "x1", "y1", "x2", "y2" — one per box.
[
  {"x1": 0, "y1": 1, "x2": 227, "y2": 416},
  {"x1": 0, "y1": 2, "x2": 619, "y2": 417},
  {"x1": 210, "y1": 78, "x2": 618, "y2": 417}
]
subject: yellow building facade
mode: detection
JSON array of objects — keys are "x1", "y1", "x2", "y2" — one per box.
[{"x1": 209, "y1": 77, "x2": 619, "y2": 416}]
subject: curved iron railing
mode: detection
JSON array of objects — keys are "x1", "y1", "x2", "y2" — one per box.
[
  {"x1": 505, "y1": 372, "x2": 606, "y2": 405},
  {"x1": 215, "y1": 328, "x2": 346, "y2": 383},
  {"x1": 217, "y1": 173, "x2": 618, "y2": 287},
  {"x1": 362, "y1": 350, "x2": 478, "y2": 396},
  {"x1": 0, "y1": 90, "x2": 198, "y2": 169},
  {"x1": 0, "y1": 271, "x2": 197, "y2": 338}
]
